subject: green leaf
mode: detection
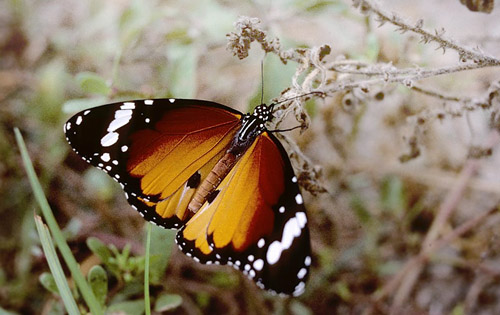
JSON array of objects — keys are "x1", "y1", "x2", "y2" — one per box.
[
  {"x1": 350, "y1": 195, "x2": 371, "y2": 223},
  {"x1": 16, "y1": 128, "x2": 102, "y2": 314},
  {"x1": 303, "y1": 0, "x2": 348, "y2": 12},
  {"x1": 83, "y1": 168, "x2": 116, "y2": 201},
  {"x1": 106, "y1": 300, "x2": 145, "y2": 315},
  {"x1": 0, "y1": 306, "x2": 20, "y2": 315},
  {"x1": 39, "y1": 272, "x2": 59, "y2": 295},
  {"x1": 209, "y1": 271, "x2": 238, "y2": 289},
  {"x1": 34, "y1": 215, "x2": 80, "y2": 315},
  {"x1": 61, "y1": 97, "x2": 107, "y2": 114},
  {"x1": 164, "y1": 44, "x2": 198, "y2": 98},
  {"x1": 380, "y1": 176, "x2": 406, "y2": 215},
  {"x1": 147, "y1": 225, "x2": 175, "y2": 284},
  {"x1": 154, "y1": 293, "x2": 182, "y2": 312},
  {"x1": 87, "y1": 237, "x2": 113, "y2": 265},
  {"x1": 451, "y1": 303, "x2": 465, "y2": 315},
  {"x1": 290, "y1": 300, "x2": 313, "y2": 315},
  {"x1": 76, "y1": 72, "x2": 111, "y2": 95},
  {"x1": 195, "y1": 292, "x2": 211, "y2": 309},
  {"x1": 34, "y1": 59, "x2": 68, "y2": 124},
  {"x1": 144, "y1": 223, "x2": 152, "y2": 315},
  {"x1": 364, "y1": 33, "x2": 380, "y2": 62},
  {"x1": 334, "y1": 281, "x2": 352, "y2": 302},
  {"x1": 88, "y1": 265, "x2": 108, "y2": 307},
  {"x1": 118, "y1": 1, "x2": 151, "y2": 48}
]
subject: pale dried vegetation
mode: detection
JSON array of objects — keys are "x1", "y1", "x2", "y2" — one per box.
[{"x1": 2, "y1": 0, "x2": 500, "y2": 313}]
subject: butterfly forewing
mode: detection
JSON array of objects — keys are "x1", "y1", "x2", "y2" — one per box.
[
  {"x1": 64, "y1": 99, "x2": 241, "y2": 229},
  {"x1": 177, "y1": 132, "x2": 311, "y2": 296}
]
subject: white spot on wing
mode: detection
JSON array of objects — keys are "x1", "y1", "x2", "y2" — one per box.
[
  {"x1": 279, "y1": 206, "x2": 285, "y2": 213},
  {"x1": 293, "y1": 281, "x2": 305, "y2": 296},
  {"x1": 297, "y1": 268, "x2": 307, "y2": 279},
  {"x1": 292, "y1": 176, "x2": 297, "y2": 183},
  {"x1": 101, "y1": 132, "x2": 119, "y2": 147},
  {"x1": 144, "y1": 99, "x2": 154, "y2": 105},
  {"x1": 257, "y1": 238, "x2": 265, "y2": 248},
  {"x1": 296, "y1": 212, "x2": 307, "y2": 228},
  {"x1": 121, "y1": 145, "x2": 128, "y2": 152},
  {"x1": 84, "y1": 110, "x2": 90, "y2": 115},
  {"x1": 76, "y1": 116, "x2": 83, "y2": 125},
  {"x1": 304, "y1": 256, "x2": 311, "y2": 266},
  {"x1": 108, "y1": 109, "x2": 132, "y2": 131},
  {"x1": 295, "y1": 194, "x2": 303, "y2": 205},
  {"x1": 253, "y1": 259, "x2": 264, "y2": 271},
  {"x1": 265, "y1": 211, "x2": 307, "y2": 265},
  {"x1": 101, "y1": 153, "x2": 110, "y2": 162},
  {"x1": 266, "y1": 241, "x2": 282, "y2": 265},
  {"x1": 121, "y1": 102, "x2": 135, "y2": 109},
  {"x1": 281, "y1": 217, "x2": 301, "y2": 249},
  {"x1": 100, "y1": 108, "x2": 133, "y2": 147},
  {"x1": 169, "y1": 99, "x2": 175, "y2": 103}
]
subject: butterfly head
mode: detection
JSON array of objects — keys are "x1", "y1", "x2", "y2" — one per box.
[{"x1": 238, "y1": 104, "x2": 272, "y2": 139}]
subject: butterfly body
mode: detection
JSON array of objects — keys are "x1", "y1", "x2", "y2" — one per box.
[
  {"x1": 65, "y1": 98, "x2": 311, "y2": 296},
  {"x1": 188, "y1": 104, "x2": 272, "y2": 213}
]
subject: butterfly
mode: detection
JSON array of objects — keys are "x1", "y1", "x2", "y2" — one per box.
[{"x1": 64, "y1": 98, "x2": 311, "y2": 296}]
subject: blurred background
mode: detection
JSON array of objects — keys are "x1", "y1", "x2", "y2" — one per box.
[{"x1": 2, "y1": 0, "x2": 500, "y2": 314}]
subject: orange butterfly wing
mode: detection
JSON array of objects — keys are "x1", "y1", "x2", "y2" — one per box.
[
  {"x1": 177, "y1": 132, "x2": 311, "y2": 296},
  {"x1": 65, "y1": 99, "x2": 241, "y2": 229}
]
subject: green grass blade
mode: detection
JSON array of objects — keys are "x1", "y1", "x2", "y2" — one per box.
[
  {"x1": 14, "y1": 128, "x2": 103, "y2": 315},
  {"x1": 34, "y1": 215, "x2": 80, "y2": 315},
  {"x1": 144, "y1": 223, "x2": 151, "y2": 315}
]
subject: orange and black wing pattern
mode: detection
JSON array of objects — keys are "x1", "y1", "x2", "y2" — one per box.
[
  {"x1": 66, "y1": 99, "x2": 312, "y2": 296},
  {"x1": 65, "y1": 99, "x2": 241, "y2": 229},
  {"x1": 177, "y1": 132, "x2": 311, "y2": 296}
]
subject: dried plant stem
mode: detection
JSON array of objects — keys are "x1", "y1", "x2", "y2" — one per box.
[
  {"x1": 374, "y1": 204, "x2": 497, "y2": 307},
  {"x1": 410, "y1": 84, "x2": 470, "y2": 102},
  {"x1": 342, "y1": 159, "x2": 500, "y2": 195},
  {"x1": 464, "y1": 274, "x2": 491, "y2": 313},
  {"x1": 326, "y1": 62, "x2": 499, "y2": 95},
  {"x1": 377, "y1": 130, "x2": 500, "y2": 311},
  {"x1": 355, "y1": 0, "x2": 500, "y2": 65}
]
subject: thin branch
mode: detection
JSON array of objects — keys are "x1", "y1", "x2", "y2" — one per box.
[
  {"x1": 325, "y1": 62, "x2": 500, "y2": 95},
  {"x1": 388, "y1": 130, "x2": 500, "y2": 310},
  {"x1": 410, "y1": 84, "x2": 469, "y2": 102},
  {"x1": 354, "y1": 0, "x2": 500, "y2": 65},
  {"x1": 375, "y1": 205, "x2": 498, "y2": 304}
]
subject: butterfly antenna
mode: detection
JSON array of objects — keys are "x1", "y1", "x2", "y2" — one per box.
[
  {"x1": 268, "y1": 90, "x2": 325, "y2": 112},
  {"x1": 260, "y1": 59, "x2": 265, "y2": 105},
  {"x1": 267, "y1": 125, "x2": 302, "y2": 133}
]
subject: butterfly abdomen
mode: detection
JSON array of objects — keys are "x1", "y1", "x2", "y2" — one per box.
[
  {"x1": 187, "y1": 106, "x2": 271, "y2": 214},
  {"x1": 188, "y1": 151, "x2": 237, "y2": 213}
]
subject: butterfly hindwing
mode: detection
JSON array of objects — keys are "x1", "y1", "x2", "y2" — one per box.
[
  {"x1": 66, "y1": 99, "x2": 312, "y2": 296},
  {"x1": 65, "y1": 99, "x2": 242, "y2": 229},
  {"x1": 177, "y1": 132, "x2": 311, "y2": 296}
]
